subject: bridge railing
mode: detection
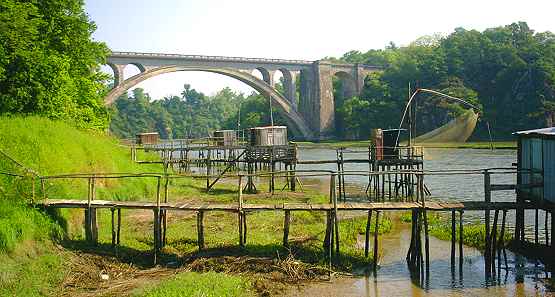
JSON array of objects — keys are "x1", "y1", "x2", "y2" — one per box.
[{"x1": 110, "y1": 51, "x2": 313, "y2": 65}]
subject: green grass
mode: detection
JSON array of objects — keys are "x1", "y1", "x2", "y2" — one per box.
[
  {"x1": 132, "y1": 271, "x2": 254, "y2": 297},
  {"x1": 0, "y1": 242, "x2": 66, "y2": 297}
]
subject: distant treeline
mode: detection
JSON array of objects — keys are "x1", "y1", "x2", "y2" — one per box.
[
  {"x1": 331, "y1": 22, "x2": 555, "y2": 140},
  {"x1": 111, "y1": 22, "x2": 555, "y2": 141},
  {"x1": 109, "y1": 85, "x2": 287, "y2": 139}
]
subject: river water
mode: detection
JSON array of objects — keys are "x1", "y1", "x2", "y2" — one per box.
[{"x1": 287, "y1": 147, "x2": 554, "y2": 297}]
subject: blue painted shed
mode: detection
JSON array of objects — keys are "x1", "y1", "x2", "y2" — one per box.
[{"x1": 515, "y1": 127, "x2": 555, "y2": 204}]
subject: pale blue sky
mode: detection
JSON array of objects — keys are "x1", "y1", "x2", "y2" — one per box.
[{"x1": 85, "y1": 0, "x2": 555, "y2": 99}]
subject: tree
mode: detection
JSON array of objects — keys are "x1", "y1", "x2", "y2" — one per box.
[{"x1": 0, "y1": 0, "x2": 109, "y2": 129}]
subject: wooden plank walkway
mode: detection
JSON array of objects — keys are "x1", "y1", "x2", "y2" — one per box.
[{"x1": 36, "y1": 199, "x2": 549, "y2": 212}]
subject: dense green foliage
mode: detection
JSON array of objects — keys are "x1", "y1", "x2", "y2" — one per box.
[
  {"x1": 333, "y1": 22, "x2": 555, "y2": 140},
  {"x1": 0, "y1": 0, "x2": 109, "y2": 129},
  {"x1": 110, "y1": 85, "x2": 287, "y2": 139}
]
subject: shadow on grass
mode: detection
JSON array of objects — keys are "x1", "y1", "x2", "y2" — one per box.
[
  {"x1": 56, "y1": 237, "x2": 375, "y2": 274},
  {"x1": 186, "y1": 184, "x2": 238, "y2": 195}
]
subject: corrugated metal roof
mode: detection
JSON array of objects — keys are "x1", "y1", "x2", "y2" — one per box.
[{"x1": 514, "y1": 127, "x2": 555, "y2": 135}]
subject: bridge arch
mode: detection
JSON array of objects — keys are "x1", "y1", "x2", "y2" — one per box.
[
  {"x1": 253, "y1": 67, "x2": 273, "y2": 86},
  {"x1": 333, "y1": 70, "x2": 357, "y2": 100},
  {"x1": 103, "y1": 65, "x2": 313, "y2": 139}
]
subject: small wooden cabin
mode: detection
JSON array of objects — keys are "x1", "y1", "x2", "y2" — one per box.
[
  {"x1": 213, "y1": 130, "x2": 237, "y2": 146},
  {"x1": 515, "y1": 127, "x2": 555, "y2": 205},
  {"x1": 136, "y1": 132, "x2": 159, "y2": 145},
  {"x1": 371, "y1": 129, "x2": 405, "y2": 160},
  {"x1": 249, "y1": 126, "x2": 288, "y2": 146}
]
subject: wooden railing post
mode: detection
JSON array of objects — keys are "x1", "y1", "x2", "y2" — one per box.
[
  {"x1": 484, "y1": 169, "x2": 491, "y2": 279},
  {"x1": 238, "y1": 175, "x2": 244, "y2": 247}
]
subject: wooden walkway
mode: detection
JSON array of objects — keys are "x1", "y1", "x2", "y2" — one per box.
[{"x1": 37, "y1": 199, "x2": 547, "y2": 212}]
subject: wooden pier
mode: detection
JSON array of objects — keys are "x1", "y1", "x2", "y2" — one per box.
[{"x1": 28, "y1": 167, "x2": 554, "y2": 283}]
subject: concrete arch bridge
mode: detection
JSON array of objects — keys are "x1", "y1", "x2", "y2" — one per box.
[{"x1": 105, "y1": 52, "x2": 381, "y2": 140}]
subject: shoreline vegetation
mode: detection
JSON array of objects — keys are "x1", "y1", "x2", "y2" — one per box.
[
  {"x1": 296, "y1": 140, "x2": 517, "y2": 150},
  {"x1": 1, "y1": 116, "x2": 393, "y2": 296}
]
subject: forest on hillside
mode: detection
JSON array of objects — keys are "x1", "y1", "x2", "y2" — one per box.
[{"x1": 109, "y1": 22, "x2": 555, "y2": 141}]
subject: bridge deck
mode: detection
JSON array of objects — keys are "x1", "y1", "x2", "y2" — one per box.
[{"x1": 37, "y1": 199, "x2": 548, "y2": 212}]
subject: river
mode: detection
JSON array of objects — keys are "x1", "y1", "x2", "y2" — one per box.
[{"x1": 287, "y1": 147, "x2": 553, "y2": 297}]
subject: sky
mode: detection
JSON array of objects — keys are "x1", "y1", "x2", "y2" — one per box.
[{"x1": 85, "y1": 0, "x2": 555, "y2": 99}]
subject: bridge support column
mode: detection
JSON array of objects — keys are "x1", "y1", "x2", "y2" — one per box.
[
  {"x1": 313, "y1": 61, "x2": 335, "y2": 140},
  {"x1": 354, "y1": 64, "x2": 366, "y2": 95},
  {"x1": 284, "y1": 72, "x2": 297, "y2": 111}
]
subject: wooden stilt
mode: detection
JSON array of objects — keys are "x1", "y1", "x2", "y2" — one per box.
[
  {"x1": 373, "y1": 211, "x2": 380, "y2": 271},
  {"x1": 111, "y1": 208, "x2": 116, "y2": 247},
  {"x1": 451, "y1": 210, "x2": 456, "y2": 266},
  {"x1": 242, "y1": 212, "x2": 247, "y2": 244},
  {"x1": 365, "y1": 210, "x2": 372, "y2": 257},
  {"x1": 491, "y1": 209, "x2": 499, "y2": 277},
  {"x1": 153, "y1": 209, "x2": 160, "y2": 265},
  {"x1": 197, "y1": 211, "x2": 205, "y2": 250},
  {"x1": 484, "y1": 170, "x2": 491, "y2": 278},
  {"x1": 459, "y1": 210, "x2": 464, "y2": 272},
  {"x1": 283, "y1": 210, "x2": 291, "y2": 247},
  {"x1": 117, "y1": 208, "x2": 121, "y2": 247},
  {"x1": 423, "y1": 208, "x2": 430, "y2": 275}
]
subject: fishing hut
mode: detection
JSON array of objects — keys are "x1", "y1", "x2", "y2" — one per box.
[
  {"x1": 345, "y1": 128, "x2": 424, "y2": 201},
  {"x1": 136, "y1": 132, "x2": 159, "y2": 145},
  {"x1": 514, "y1": 127, "x2": 555, "y2": 250},
  {"x1": 243, "y1": 126, "x2": 297, "y2": 193}
]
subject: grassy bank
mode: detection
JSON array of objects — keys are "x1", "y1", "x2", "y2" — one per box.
[
  {"x1": 0, "y1": 116, "x2": 392, "y2": 296},
  {"x1": 296, "y1": 140, "x2": 516, "y2": 150},
  {"x1": 132, "y1": 272, "x2": 254, "y2": 297}
]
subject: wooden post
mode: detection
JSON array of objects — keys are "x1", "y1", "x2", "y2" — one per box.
[
  {"x1": 242, "y1": 212, "x2": 247, "y2": 244},
  {"x1": 406, "y1": 209, "x2": 416, "y2": 265},
  {"x1": 206, "y1": 149, "x2": 211, "y2": 191},
  {"x1": 327, "y1": 211, "x2": 333, "y2": 278},
  {"x1": 373, "y1": 211, "x2": 380, "y2": 271},
  {"x1": 365, "y1": 210, "x2": 372, "y2": 257},
  {"x1": 459, "y1": 210, "x2": 464, "y2": 273},
  {"x1": 117, "y1": 208, "x2": 121, "y2": 247},
  {"x1": 283, "y1": 210, "x2": 291, "y2": 247},
  {"x1": 163, "y1": 167, "x2": 169, "y2": 247},
  {"x1": 499, "y1": 210, "x2": 507, "y2": 268},
  {"x1": 238, "y1": 175, "x2": 244, "y2": 247},
  {"x1": 153, "y1": 209, "x2": 160, "y2": 265},
  {"x1": 451, "y1": 210, "x2": 456, "y2": 266},
  {"x1": 420, "y1": 175, "x2": 430, "y2": 276},
  {"x1": 491, "y1": 209, "x2": 499, "y2": 276},
  {"x1": 197, "y1": 211, "x2": 205, "y2": 250},
  {"x1": 111, "y1": 208, "x2": 116, "y2": 248},
  {"x1": 331, "y1": 174, "x2": 340, "y2": 255},
  {"x1": 484, "y1": 170, "x2": 491, "y2": 278}
]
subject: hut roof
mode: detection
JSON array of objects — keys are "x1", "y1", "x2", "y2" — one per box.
[{"x1": 514, "y1": 127, "x2": 555, "y2": 136}]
